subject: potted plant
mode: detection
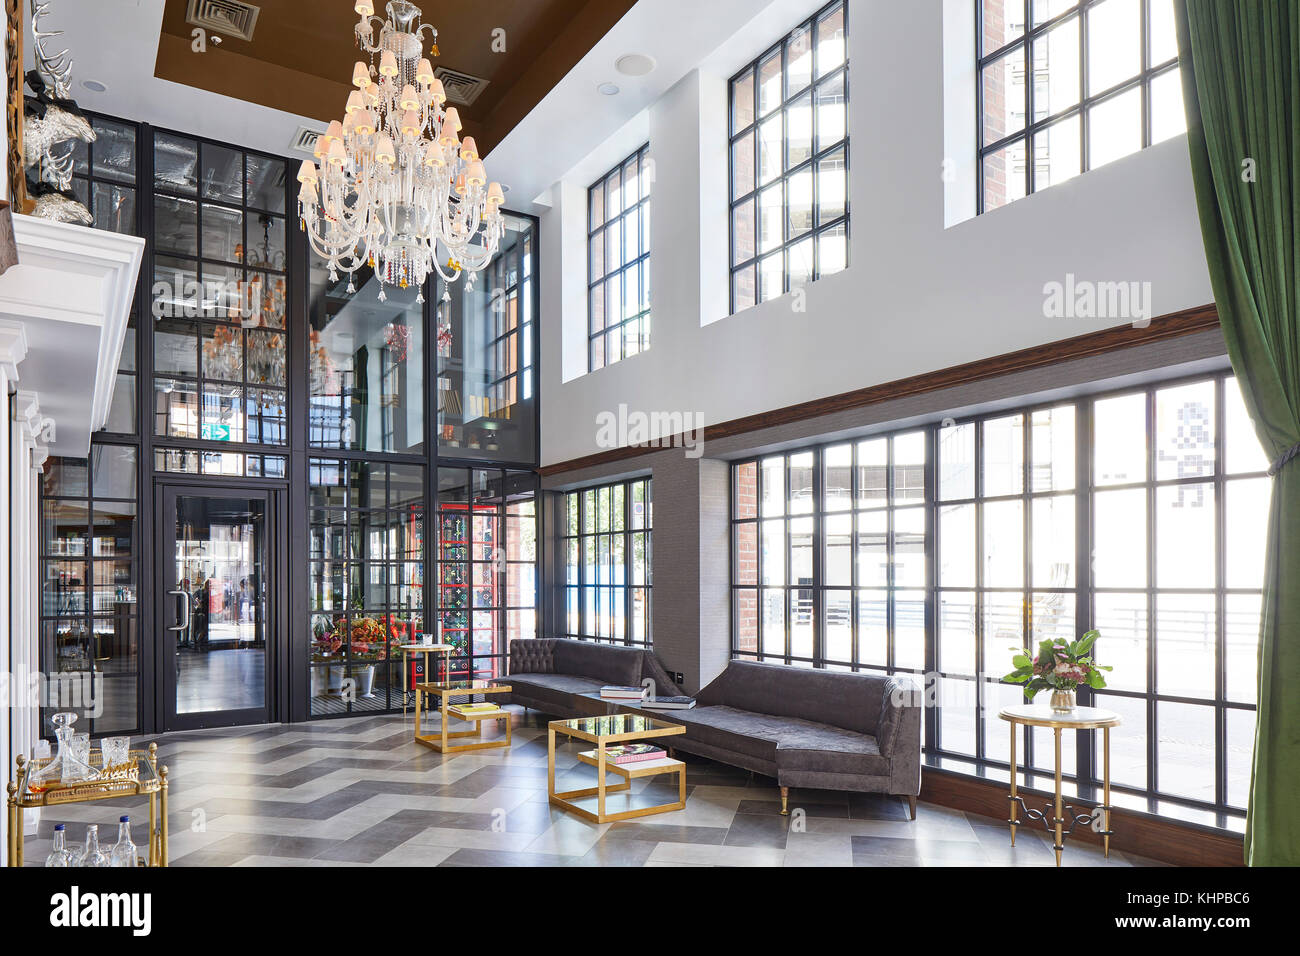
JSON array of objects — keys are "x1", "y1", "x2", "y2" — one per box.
[
  {"x1": 1003, "y1": 630, "x2": 1111, "y2": 714},
  {"x1": 346, "y1": 616, "x2": 387, "y2": 699}
]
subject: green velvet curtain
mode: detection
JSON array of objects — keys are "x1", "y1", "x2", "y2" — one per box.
[{"x1": 1177, "y1": 1, "x2": 1300, "y2": 866}]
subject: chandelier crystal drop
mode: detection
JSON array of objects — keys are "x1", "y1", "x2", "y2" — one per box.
[{"x1": 297, "y1": 0, "x2": 507, "y2": 296}]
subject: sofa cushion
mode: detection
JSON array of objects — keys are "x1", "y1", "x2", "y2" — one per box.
[
  {"x1": 552, "y1": 639, "x2": 644, "y2": 686},
  {"x1": 509, "y1": 639, "x2": 557, "y2": 675},
  {"x1": 714, "y1": 660, "x2": 886, "y2": 736},
  {"x1": 664, "y1": 706, "x2": 797, "y2": 763},
  {"x1": 495, "y1": 673, "x2": 604, "y2": 711},
  {"x1": 775, "y1": 726, "x2": 889, "y2": 777}
]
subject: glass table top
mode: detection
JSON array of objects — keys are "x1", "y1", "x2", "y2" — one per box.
[
  {"x1": 552, "y1": 714, "x2": 682, "y2": 737},
  {"x1": 418, "y1": 679, "x2": 505, "y2": 692}
]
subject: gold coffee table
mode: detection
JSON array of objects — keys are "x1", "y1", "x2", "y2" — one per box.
[
  {"x1": 548, "y1": 714, "x2": 686, "y2": 824},
  {"x1": 414, "y1": 679, "x2": 512, "y2": 754},
  {"x1": 1000, "y1": 704, "x2": 1121, "y2": 866}
]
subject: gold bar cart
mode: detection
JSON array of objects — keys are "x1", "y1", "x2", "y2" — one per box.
[{"x1": 6, "y1": 742, "x2": 169, "y2": 867}]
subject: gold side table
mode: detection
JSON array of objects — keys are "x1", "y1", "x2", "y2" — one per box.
[
  {"x1": 414, "y1": 679, "x2": 513, "y2": 754},
  {"x1": 7, "y1": 743, "x2": 169, "y2": 867},
  {"x1": 548, "y1": 714, "x2": 686, "y2": 824},
  {"x1": 999, "y1": 704, "x2": 1121, "y2": 867},
  {"x1": 396, "y1": 643, "x2": 454, "y2": 716}
]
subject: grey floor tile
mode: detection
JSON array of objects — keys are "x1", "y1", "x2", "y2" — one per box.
[
  {"x1": 604, "y1": 822, "x2": 728, "y2": 845},
  {"x1": 724, "y1": 812, "x2": 790, "y2": 849}
]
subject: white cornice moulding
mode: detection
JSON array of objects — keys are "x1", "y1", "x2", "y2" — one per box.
[
  {"x1": 0, "y1": 215, "x2": 145, "y2": 455},
  {"x1": 0, "y1": 321, "x2": 28, "y2": 381}
]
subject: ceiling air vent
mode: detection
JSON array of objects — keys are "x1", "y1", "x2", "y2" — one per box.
[
  {"x1": 290, "y1": 126, "x2": 323, "y2": 155},
  {"x1": 186, "y1": 0, "x2": 261, "y2": 43},
  {"x1": 434, "y1": 67, "x2": 490, "y2": 107}
]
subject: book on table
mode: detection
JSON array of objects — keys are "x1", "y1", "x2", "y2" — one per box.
[
  {"x1": 448, "y1": 702, "x2": 500, "y2": 717},
  {"x1": 600, "y1": 685, "x2": 650, "y2": 700},
  {"x1": 640, "y1": 696, "x2": 696, "y2": 710},
  {"x1": 601, "y1": 744, "x2": 667, "y2": 765}
]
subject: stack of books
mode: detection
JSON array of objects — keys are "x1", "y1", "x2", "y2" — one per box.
[
  {"x1": 602, "y1": 744, "x2": 667, "y2": 765},
  {"x1": 448, "y1": 701, "x2": 500, "y2": 718},
  {"x1": 600, "y1": 685, "x2": 650, "y2": 701},
  {"x1": 640, "y1": 696, "x2": 697, "y2": 711}
]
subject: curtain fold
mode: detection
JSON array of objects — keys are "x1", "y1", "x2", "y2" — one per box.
[{"x1": 1177, "y1": 0, "x2": 1300, "y2": 866}]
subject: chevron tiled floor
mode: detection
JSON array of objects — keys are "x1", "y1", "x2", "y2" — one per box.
[{"x1": 17, "y1": 710, "x2": 1164, "y2": 867}]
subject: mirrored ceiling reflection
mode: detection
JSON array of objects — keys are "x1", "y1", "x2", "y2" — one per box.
[{"x1": 307, "y1": 257, "x2": 425, "y2": 456}]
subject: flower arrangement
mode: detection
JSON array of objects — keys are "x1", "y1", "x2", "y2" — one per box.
[
  {"x1": 310, "y1": 615, "x2": 418, "y2": 663},
  {"x1": 1003, "y1": 630, "x2": 1110, "y2": 707}
]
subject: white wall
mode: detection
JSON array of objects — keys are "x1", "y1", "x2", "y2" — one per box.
[{"x1": 537, "y1": 0, "x2": 1214, "y2": 466}]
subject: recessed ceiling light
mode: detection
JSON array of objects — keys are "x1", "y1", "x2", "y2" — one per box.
[
  {"x1": 597, "y1": 82, "x2": 620, "y2": 96},
  {"x1": 81, "y1": 79, "x2": 108, "y2": 93},
  {"x1": 615, "y1": 54, "x2": 656, "y2": 77}
]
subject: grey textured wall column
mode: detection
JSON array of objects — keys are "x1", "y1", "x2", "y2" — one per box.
[{"x1": 696, "y1": 457, "x2": 731, "y2": 690}]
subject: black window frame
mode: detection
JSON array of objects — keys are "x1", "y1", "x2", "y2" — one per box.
[
  {"x1": 976, "y1": 0, "x2": 1183, "y2": 214},
  {"x1": 729, "y1": 369, "x2": 1264, "y2": 830},
  {"x1": 728, "y1": 0, "x2": 850, "y2": 315},
  {"x1": 561, "y1": 478, "x2": 653, "y2": 647},
  {"x1": 149, "y1": 132, "x2": 292, "y2": 452},
  {"x1": 587, "y1": 144, "x2": 651, "y2": 372}
]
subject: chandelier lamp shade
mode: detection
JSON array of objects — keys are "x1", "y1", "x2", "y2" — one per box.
[{"x1": 297, "y1": 0, "x2": 507, "y2": 301}]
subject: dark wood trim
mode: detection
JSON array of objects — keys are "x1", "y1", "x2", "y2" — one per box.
[
  {"x1": 540, "y1": 303, "x2": 1221, "y2": 477},
  {"x1": 920, "y1": 766, "x2": 1245, "y2": 867}
]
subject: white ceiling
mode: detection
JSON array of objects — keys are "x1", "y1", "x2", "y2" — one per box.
[{"x1": 27, "y1": 0, "x2": 829, "y2": 214}]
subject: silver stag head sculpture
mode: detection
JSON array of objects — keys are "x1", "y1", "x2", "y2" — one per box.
[
  {"x1": 31, "y1": 1, "x2": 73, "y2": 98},
  {"x1": 23, "y1": 1, "x2": 95, "y2": 222}
]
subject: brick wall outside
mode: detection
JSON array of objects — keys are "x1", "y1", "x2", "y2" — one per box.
[
  {"x1": 734, "y1": 461, "x2": 758, "y2": 654},
  {"x1": 982, "y1": 0, "x2": 1009, "y2": 209}
]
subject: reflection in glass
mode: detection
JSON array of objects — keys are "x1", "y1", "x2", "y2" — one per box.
[
  {"x1": 308, "y1": 257, "x2": 425, "y2": 455},
  {"x1": 438, "y1": 212, "x2": 536, "y2": 462}
]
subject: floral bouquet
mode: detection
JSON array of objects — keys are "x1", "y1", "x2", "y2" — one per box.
[
  {"x1": 310, "y1": 633, "x2": 343, "y2": 663},
  {"x1": 1004, "y1": 630, "x2": 1110, "y2": 707}
]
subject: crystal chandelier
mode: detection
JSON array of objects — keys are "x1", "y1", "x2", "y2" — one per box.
[{"x1": 297, "y1": 0, "x2": 507, "y2": 302}]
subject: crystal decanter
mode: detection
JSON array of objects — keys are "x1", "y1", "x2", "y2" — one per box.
[{"x1": 26, "y1": 712, "x2": 96, "y2": 793}]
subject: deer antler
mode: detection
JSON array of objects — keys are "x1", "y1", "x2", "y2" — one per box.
[{"x1": 32, "y1": 1, "x2": 73, "y2": 99}]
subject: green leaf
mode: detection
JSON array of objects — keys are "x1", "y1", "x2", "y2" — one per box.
[
  {"x1": 1075, "y1": 630, "x2": 1100, "y2": 656},
  {"x1": 1012, "y1": 653, "x2": 1032, "y2": 669}
]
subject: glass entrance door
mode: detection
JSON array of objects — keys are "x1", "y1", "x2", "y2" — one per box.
[{"x1": 161, "y1": 489, "x2": 272, "y2": 729}]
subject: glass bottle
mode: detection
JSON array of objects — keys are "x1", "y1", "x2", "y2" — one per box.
[
  {"x1": 110, "y1": 816, "x2": 138, "y2": 867},
  {"x1": 26, "y1": 712, "x2": 96, "y2": 792},
  {"x1": 44, "y1": 824, "x2": 74, "y2": 867},
  {"x1": 76, "y1": 824, "x2": 110, "y2": 867}
]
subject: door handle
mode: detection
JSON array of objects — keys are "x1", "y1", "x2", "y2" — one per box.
[{"x1": 167, "y1": 590, "x2": 191, "y2": 633}]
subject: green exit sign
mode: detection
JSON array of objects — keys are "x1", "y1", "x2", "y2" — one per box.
[{"x1": 201, "y1": 423, "x2": 231, "y2": 441}]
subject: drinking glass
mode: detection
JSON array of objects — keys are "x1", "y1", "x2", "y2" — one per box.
[
  {"x1": 101, "y1": 736, "x2": 131, "y2": 771},
  {"x1": 70, "y1": 734, "x2": 91, "y2": 767}
]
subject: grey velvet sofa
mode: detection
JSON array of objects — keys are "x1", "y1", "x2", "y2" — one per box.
[
  {"x1": 489, "y1": 638, "x2": 683, "y2": 716},
  {"x1": 631, "y1": 660, "x2": 922, "y2": 819}
]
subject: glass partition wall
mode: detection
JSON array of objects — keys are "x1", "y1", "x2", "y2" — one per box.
[{"x1": 35, "y1": 110, "x2": 542, "y2": 734}]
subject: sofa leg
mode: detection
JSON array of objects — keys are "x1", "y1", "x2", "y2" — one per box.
[
  {"x1": 907, "y1": 795, "x2": 917, "y2": 821},
  {"x1": 780, "y1": 786, "x2": 789, "y2": 816}
]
